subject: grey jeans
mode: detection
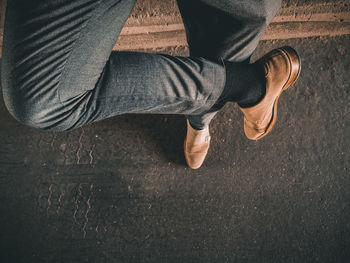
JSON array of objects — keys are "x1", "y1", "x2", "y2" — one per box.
[{"x1": 1, "y1": 0, "x2": 281, "y2": 131}]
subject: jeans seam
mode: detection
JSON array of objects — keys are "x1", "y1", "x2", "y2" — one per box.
[{"x1": 90, "y1": 93, "x2": 218, "y2": 104}]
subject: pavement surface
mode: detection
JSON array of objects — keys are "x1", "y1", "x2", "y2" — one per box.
[{"x1": 0, "y1": 35, "x2": 349, "y2": 262}]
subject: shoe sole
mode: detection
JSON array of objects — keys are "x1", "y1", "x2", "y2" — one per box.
[{"x1": 255, "y1": 46, "x2": 301, "y2": 140}]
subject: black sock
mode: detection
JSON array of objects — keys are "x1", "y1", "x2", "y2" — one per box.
[
  {"x1": 188, "y1": 120, "x2": 206, "y2": 130},
  {"x1": 218, "y1": 60, "x2": 266, "y2": 108}
]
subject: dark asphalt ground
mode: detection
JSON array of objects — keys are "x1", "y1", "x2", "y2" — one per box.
[{"x1": 0, "y1": 35, "x2": 349, "y2": 263}]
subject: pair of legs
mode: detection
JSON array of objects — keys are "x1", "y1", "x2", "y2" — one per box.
[{"x1": 1, "y1": 0, "x2": 281, "y2": 131}]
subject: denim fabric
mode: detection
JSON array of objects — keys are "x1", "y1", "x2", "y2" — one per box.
[{"x1": 1, "y1": 0, "x2": 281, "y2": 131}]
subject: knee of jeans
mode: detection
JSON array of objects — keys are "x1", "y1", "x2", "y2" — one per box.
[
  {"x1": 248, "y1": 12, "x2": 270, "y2": 29},
  {"x1": 2, "y1": 88, "x2": 73, "y2": 132},
  {"x1": 250, "y1": 1, "x2": 281, "y2": 26},
  {"x1": 4, "y1": 101, "x2": 60, "y2": 131},
  {"x1": 2, "y1": 54, "x2": 90, "y2": 131},
  {"x1": 2, "y1": 63, "x2": 95, "y2": 131}
]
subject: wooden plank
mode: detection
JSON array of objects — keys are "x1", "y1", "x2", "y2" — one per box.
[{"x1": 113, "y1": 1, "x2": 350, "y2": 51}]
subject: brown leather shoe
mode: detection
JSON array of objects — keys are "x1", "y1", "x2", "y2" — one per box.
[
  {"x1": 239, "y1": 46, "x2": 301, "y2": 140},
  {"x1": 184, "y1": 119, "x2": 211, "y2": 169}
]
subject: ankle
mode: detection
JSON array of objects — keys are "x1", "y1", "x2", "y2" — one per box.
[{"x1": 237, "y1": 62, "x2": 266, "y2": 108}]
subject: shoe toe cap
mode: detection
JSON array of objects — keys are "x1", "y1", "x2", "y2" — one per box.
[{"x1": 185, "y1": 151, "x2": 208, "y2": 169}]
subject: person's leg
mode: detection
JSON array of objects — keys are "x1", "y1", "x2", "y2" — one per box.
[
  {"x1": 1, "y1": 0, "x2": 227, "y2": 131},
  {"x1": 177, "y1": 0, "x2": 282, "y2": 129}
]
